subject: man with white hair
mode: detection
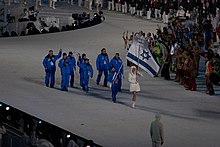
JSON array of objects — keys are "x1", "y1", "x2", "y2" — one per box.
[{"x1": 150, "y1": 113, "x2": 164, "y2": 147}]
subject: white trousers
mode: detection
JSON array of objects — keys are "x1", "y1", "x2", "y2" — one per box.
[
  {"x1": 88, "y1": 0, "x2": 93, "y2": 10},
  {"x1": 49, "y1": 0, "x2": 56, "y2": 9},
  {"x1": 137, "y1": 10, "x2": 142, "y2": 16},
  {"x1": 130, "y1": 7, "x2": 135, "y2": 15},
  {"x1": 116, "y1": 3, "x2": 121, "y2": 11},
  {"x1": 162, "y1": 12, "x2": 168, "y2": 23},
  {"x1": 155, "y1": 9, "x2": 161, "y2": 19},
  {"x1": 147, "y1": 10, "x2": 151, "y2": 19},
  {"x1": 122, "y1": 2, "x2": 127, "y2": 13},
  {"x1": 78, "y1": 0, "x2": 82, "y2": 6}
]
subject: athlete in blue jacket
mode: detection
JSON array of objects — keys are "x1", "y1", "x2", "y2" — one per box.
[
  {"x1": 78, "y1": 58, "x2": 93, "y2": 93},
  {"x1": 96, "y1": 48, "x2": 109, "y2": 86},
  {"x1": 67, "y1": 52, "x2": 76, "y2": 88},
  {"x1": 109, "y1": 53, "x2": 124, "y2": 92},
  {"x1": 107, "y1": 66, "x2": 119, "y2": 103},
  {"x1": 43, "y1": 49, "x2": 62, "y2": 88},
  {"x1": 58, "y1": 53, "x2": 71, "y2": 91},
  {"x1": 77, "y1": 53, "x2": 87, "y2": 89}
]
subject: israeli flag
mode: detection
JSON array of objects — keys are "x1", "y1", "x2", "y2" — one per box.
[{"x1": 126, "y1": 36, "x2": 160, "y2": 77}]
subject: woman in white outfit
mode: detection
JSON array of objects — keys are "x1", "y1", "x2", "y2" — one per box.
[{"x1": 128, "y1": 66, "x2": 141, "y2": 108}]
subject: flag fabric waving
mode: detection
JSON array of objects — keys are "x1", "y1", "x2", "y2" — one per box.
[{"x1": 126, "y1": 36, "x2": 160, "y2": 77}]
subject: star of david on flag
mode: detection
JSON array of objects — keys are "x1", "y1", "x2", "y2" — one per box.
[{"x1": 126, "y1": 36, "x2": 160, "y2": 77}]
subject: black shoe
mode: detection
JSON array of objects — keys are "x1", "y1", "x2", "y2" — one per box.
[
  {"x1": 209, "y1": 92, "x2": 215, "y2": 95},
  {"x1": 96, "y1": 82, "x2": 99, "y2": 85},
  {"x1": 64, "y1": 89, "x2": 68, "y2": 92},
  {"x1": 103, "y1": 84, "x2": 107, "y2": 87},
  {"x1": 46, "y1": 84, "x2": 49, "y2": 87},
  {"x1": 50, "y1": 85, "x2": 54, "y2": 88},
  {"x1": 61, "y1": 89, "x2": 65, "y2": 91},
  {"x1": 70, "y1": 85, "x2": 74, "y2": 88},
  {"x1": 118, "y1": 89, "x2": 122, "y2": 92}
]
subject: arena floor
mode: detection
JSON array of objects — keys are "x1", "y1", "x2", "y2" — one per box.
[{"x1": 0, "y1": 5, "x2": 220, "y2": 147}]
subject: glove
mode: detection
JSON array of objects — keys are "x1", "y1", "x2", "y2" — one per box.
[{"x1": 45, "y1": 68, "x2": 49, "y2": 72}]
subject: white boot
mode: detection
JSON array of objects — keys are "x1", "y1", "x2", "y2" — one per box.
[{"x1": 132, "y1": 101, "x2": 136, "y2": 108}]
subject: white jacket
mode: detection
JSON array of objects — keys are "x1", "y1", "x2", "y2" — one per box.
[{"x1": 128, "y1": 66, "x2": 140, "y2": 92}]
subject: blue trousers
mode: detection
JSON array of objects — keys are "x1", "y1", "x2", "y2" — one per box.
[
  {"x1": 118, "y1": 75, "x2": 122, "y2": 90},
  {"x1": 70, "y1": 71, "x2": 74, "y2": 87},
  {"x1": 45, "y1": 70, "x2": 55, "y2": 86},
  {"x1": 111, "y1": 83, "x2": 119, "y2": 102},
  {"x1": 84, "y1": 79, "x2": 89, "y2": 93},
  {"x1": 96, "y1": 69, "x2": 108, "y2": 85},
  {"x1": 61, "y1": 72, "x2": 70, "y2": 90},
  {"x1": 80, "y1": 73, "x2": 84, "y2": 87}
]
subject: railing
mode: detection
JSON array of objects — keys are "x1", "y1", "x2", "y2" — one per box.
[{"x1": 0, "y1": 101, "x2": 102, "y2": 147}]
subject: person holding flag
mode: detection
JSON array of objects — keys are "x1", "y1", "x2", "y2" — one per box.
[
  {"x1": 107, "y1": 66, "x2": 119, "y2": 103},
  {"x1": 128, "y1": 65, "x2": 141, "y2": 108},
  {"x1": 109, "y1": 53, "x2": 124, "y2": 92}
]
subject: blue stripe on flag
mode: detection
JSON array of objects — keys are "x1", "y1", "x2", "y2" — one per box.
[{"x1": 127, "y1": 52, "x2": 157, "y2": 76}]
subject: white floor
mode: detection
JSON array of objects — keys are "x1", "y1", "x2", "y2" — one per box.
[{"x1": 0, "y1": 11, "x2": 220, "y2": 147}]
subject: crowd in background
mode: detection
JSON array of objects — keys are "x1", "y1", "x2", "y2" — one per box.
[
  {"x1": 107, "y1": 0, "x2": 220, "y2": 24},
  {"x1": 122, "y1": 2, "x2": 220, "y2": 95}
]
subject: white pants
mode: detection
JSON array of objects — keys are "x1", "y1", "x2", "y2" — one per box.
[
  {"x1": 49, "y1": 0, "x2": 56, "y2": 9},
  {"x1": 130, "y1": 7, "x2": 135, "y2": 15},
  {"x1": 122, "y1": 2, "x2": 127, "y2": 13},
  {"x1": 137, "y1": 10, "x2": 142, "y2": 16},
  {"x1": 35, "y1": 0, "x2": 41, "y2": 9},
  {"x1": 155, "y1": 9, "x2": 161, "y2": 19},
  {"x1": 147, "y1": 10, "x2": 151, "y2": 19},
  {"x1": 116, "y1": 3, "x2": 121, "y2": 11},
  {"x1": 162, "y1": 12, "x2": 168, "y2": 23},
  {"x1": 96, "y1": 3, "x2": 101, "y2": 11},
  {"x1": 88, "y1": 0, "x2": 93, "y2": 10},
  {"x1": 108, "y1": 0, "x2": 114, "y2": 10},
  {"x1": 108, "y1": 1, "x2": 112, "y2": 10},
  {"x1": 68, "y1": 0, "x2": 73, "y2": 5},
  {"x1": 78, "y1": 0, "x2": 82, "y2": 6}
]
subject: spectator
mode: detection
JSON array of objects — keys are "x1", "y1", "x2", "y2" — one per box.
[
  {"x1": 150, "y1": 113, "x2": 164, "y2": 147},
  {"x1": 205, "y1": 55, "x2": 215, "y2": 95}
]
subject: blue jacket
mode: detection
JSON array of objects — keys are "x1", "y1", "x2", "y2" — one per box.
[
  {"x1": 58, "y1": 58, "x2": 70, "y2": 75},
  {"x1": 107, "y1": 71, "x2": 119, "y2": 84},
  {"x1": 67, "y1": 56, "x2": 76, "y2": 74},
  {"x1": 43, "y1": 51, "x2": 62, "y2": 71},
  {"x1": 96, "y1": 53, "x2": 109, "y2": 70},
  {"x1": 77, "y1": 56, "x2": 84, "y2": 74},
  {"x1": 78, "y1": 63, "x2": 93, "y2": 80},
  {"x1": 109, "y1": 57, "x2": 124, "y2": 75}
]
